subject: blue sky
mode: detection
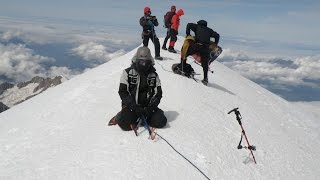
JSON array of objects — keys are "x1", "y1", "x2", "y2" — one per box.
[{"x1": 0, "y1": 0, "x2": 319, "y2": 101}]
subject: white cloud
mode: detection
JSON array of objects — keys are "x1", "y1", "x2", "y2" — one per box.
[
  {"x1": 0, "y1": 43, "x2": 49, "y2": 82},
  {"x1": 0, "y1": 43, "x2": 77, "y2": 82},
  {"x1": 219, "y1": 49, "x2": 320, "y2": 88},
  {"x1": 0, "y1": 30, "x2": 22, "y2": 41},
  {"x1": 0, "y1": 17, "x2": 140, "y2": 45},
  {"x1": 47, "y1": 66, "x2": 80, "y2": 80},
  {"x1": 0, "y1": 18, "x2": 139, "y2": 84},
  {"x1": 71, "y1": 42, "x2": 125, "y2": 64},
  {"x1": 0, "y1": 19, "x2": 66, "y2": 44}
]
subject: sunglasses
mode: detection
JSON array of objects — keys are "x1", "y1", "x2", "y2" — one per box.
[{"x1": 137, "y1": 59, "x2": 151, "y2": 66}]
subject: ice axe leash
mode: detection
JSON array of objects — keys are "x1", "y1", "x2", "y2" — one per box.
[{"x1": 228, "y1": 108, "x2": 257, "y2": 164}]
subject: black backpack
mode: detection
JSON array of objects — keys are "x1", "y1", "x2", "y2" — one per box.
[
  {"x1": 164, "y1": 12, "x2": 175, "y2": 28},
  {"x1": 172, "y1": 63, "x2": 195, "y2": 77}
]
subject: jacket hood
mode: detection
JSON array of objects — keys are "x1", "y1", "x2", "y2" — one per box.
[
  {"x1": 131, "y1": 47, "x2": 155, "y2": 65},
  {"x1": 197, "y1": 20, "x2": 207, "y2": 27},
  {"x1": 176, "y1": 9, "x2": 184, "y2": 16}
]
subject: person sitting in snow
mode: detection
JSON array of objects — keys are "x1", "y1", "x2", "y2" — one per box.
[{"x1": 108, "y1": 47, "x2": 167, "y2": 130}]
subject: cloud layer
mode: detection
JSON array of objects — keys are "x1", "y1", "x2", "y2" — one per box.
[
  {"x1": 219, "y1": 48, "x2": 320, "y2": 89},
  {"x1": 0, "y1": 17, "x2": 140, "y2": 84},
  {"x1": 0, "y1": 43, "x2": 78, "y2": 83},
  {"x1": 0, "y1": 16, "x2": 319, "y2": 101},
  {"x1": 71, "y1": 42, "x2": 125, "y2": 65}
]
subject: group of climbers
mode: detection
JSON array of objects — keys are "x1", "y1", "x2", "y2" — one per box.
[
  {"x1": 140, "y1": 5, "x2": 185, "y2": 59},
  {"x1": 109, "y1": 5, "x2": 221, "y2": 132}
]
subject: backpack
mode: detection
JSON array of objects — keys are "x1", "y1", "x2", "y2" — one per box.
[
  {"x1": 172, "y1": 63, "x2": 195, "y2": 78},
  {"x1": 164, "y1": 12, "x2": 174, "y2": 28}
]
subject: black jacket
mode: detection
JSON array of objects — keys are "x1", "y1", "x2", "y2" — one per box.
[
  {"x1": 118, "y1": 64, "x2": 162, "y2": 111},
  {"x1": 140, "y1": 15, "x2": 159, "y2": 33},
  {"x1": 186, "y1": 20, "x2": 220, "y2": 45}
]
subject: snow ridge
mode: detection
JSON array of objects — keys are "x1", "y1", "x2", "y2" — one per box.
[{"x1": 0, "y1": 38, "x2": 319, "y2": 179}]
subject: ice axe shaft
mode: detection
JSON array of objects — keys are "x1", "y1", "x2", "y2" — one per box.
[{"x1": 228, "y1": 107, "x2": 257, "y2": 164}]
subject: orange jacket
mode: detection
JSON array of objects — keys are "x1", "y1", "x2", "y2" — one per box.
[{"x1": 171, "y1": 9, "x2": 184, "y2": 31}]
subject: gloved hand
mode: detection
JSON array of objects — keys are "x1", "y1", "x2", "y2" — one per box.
[
  {"x1": 123, "y1": 97, "x2": 136, "y2": 112},
  {"x1": 147, "y1": 20, "x2": 154, "y2": 27},
  {"x1": 144, "y1": 107, "x2": 155, "y2": 119},
  {"x1": 135, "y1": 106, "x2": 146, "y2": 117}
]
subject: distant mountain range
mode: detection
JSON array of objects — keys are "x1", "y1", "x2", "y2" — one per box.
[{"x1": 0, "y1": 76, "x2": 66, "y2": 113}]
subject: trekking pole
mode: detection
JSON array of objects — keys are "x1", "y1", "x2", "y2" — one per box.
[{"x1": 228, "y1": 108, "x2": 257, "y2": 164}]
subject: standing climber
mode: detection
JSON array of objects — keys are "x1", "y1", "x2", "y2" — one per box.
[
  {"x1": 140, "y1": 7, "x2": 163, "y2": 60},
  {"x1": 162, "y1": 5, "x2": 176, "y2": 50}
]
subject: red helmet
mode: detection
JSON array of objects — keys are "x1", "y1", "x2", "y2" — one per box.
[{"x1": 144, "y1": 7, "x2": 151, "y2": 14}]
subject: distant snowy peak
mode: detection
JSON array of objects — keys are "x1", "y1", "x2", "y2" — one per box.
[
  {"x1": 0, "y1": 82, "x2": 14, "y2": 95},
  {"x1": 0, "y1": 102, "x2": 9, "y2": 113},
  {"x1": 17, "y1": 76, "x2": 66, "y2": 93},
  {"x1": 0, "y1": 76, "x2": 66, "y2": 112}
]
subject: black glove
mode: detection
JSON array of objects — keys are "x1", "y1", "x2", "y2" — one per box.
[
  {"x1": 144, "y1": 106, "x2": 155, "y2": 119},
  {"x1": 135, "y1": 106, "x2": 146, "y2": 117},
  {"x1": 123, "y1": 97, "x2": 136, "y2": 111}
]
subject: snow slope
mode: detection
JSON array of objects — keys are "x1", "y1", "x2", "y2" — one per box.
[{"x1": 0, "y1": 38, "x2": 319, "y2": 180}]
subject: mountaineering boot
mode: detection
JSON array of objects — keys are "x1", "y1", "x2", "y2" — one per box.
[
  {"x1": 108, "y1": 116, "x2": 118, "y2": 126},
  {"x1": 201, "y1": 79, "x2": 208, "y2": 86},
  {"x1": 168, "y1": 46, "x2": 177, "y2": 53},
  {"x1": 155, "y1": 56, "x2": 163, "y2": 60}
]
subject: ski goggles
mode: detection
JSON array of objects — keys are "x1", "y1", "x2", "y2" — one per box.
[{"x1": 137, "y1": 59, "x2": 151, "y2": 66}]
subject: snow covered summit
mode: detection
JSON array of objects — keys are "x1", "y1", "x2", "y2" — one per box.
[{"x1": 0, "y1": 38, "x2": 319, "y2": 179}]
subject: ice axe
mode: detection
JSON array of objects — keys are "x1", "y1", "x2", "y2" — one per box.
[{"x1": 228, "y1": 108, "x2": 257, "y2": 164}]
